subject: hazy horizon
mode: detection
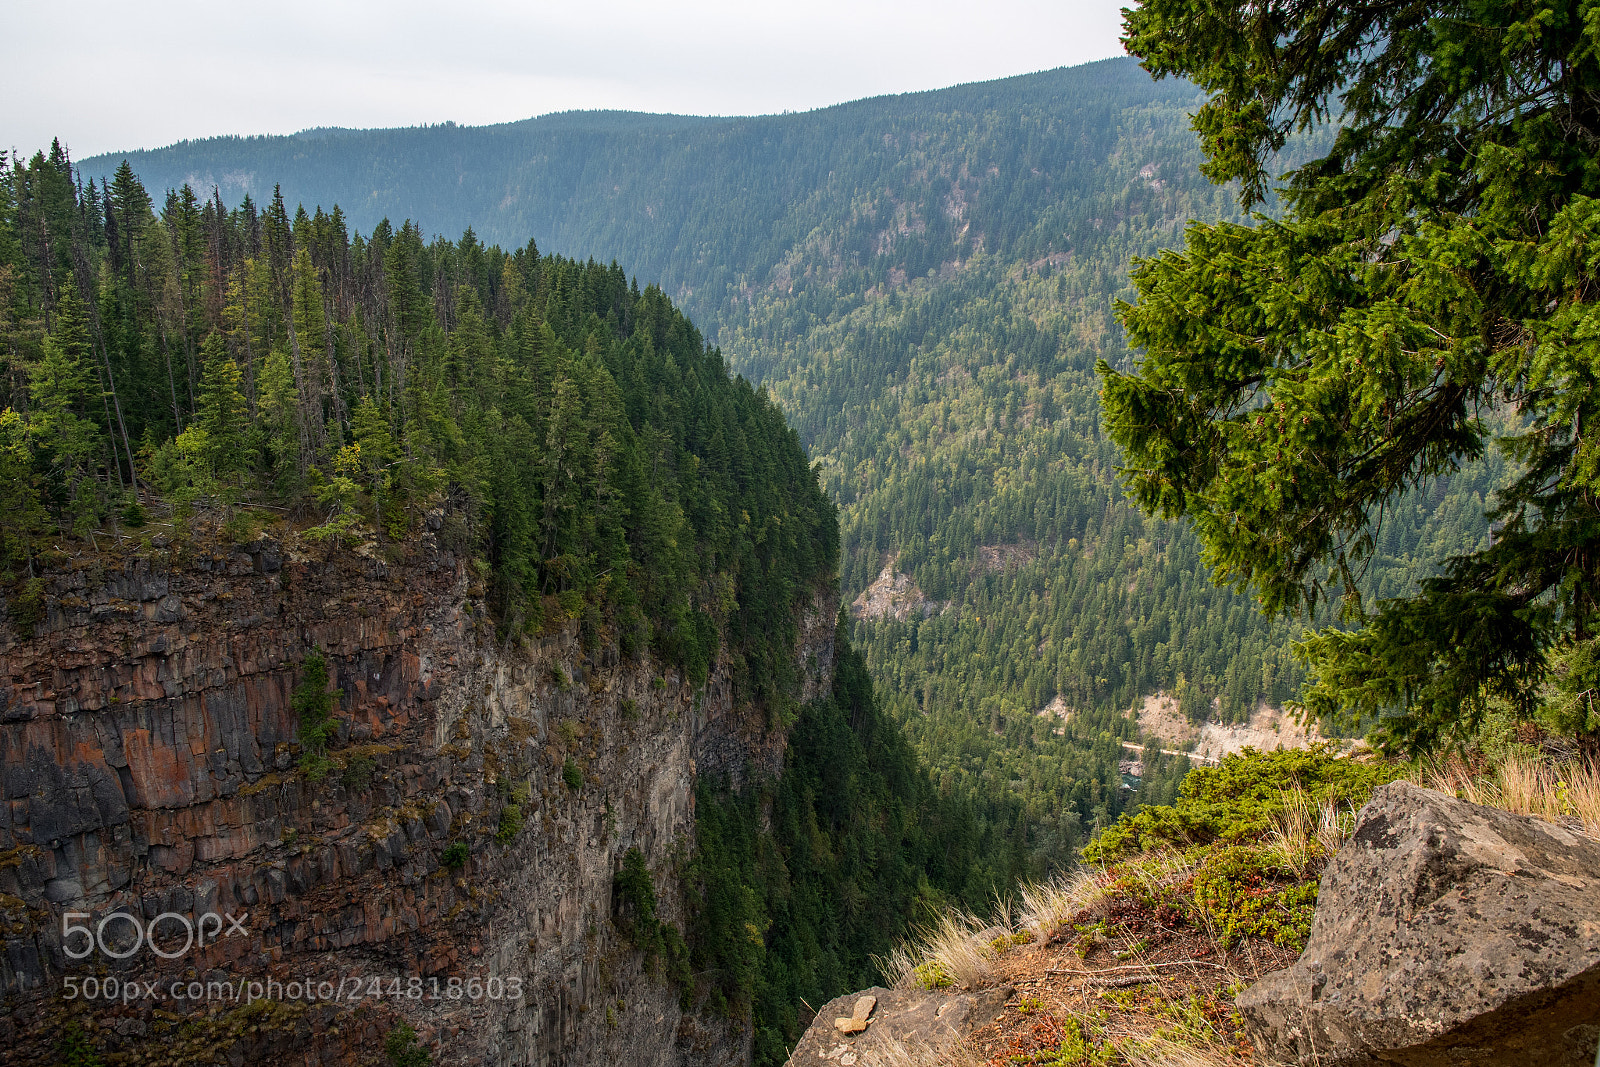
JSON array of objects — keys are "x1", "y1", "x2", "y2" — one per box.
[{"x1": 5, "y1": 0, "x2": 1126, "y2": 160}]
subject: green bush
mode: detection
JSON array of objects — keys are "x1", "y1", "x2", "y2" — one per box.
[
  {"x1": 1021, "y1": 1017, "x2": 1117, "y2": 1066},
  {"x1": 220, "y1": 509, "x2": 256, "y2": 544},
  {"x1": 58, "y1": 1022, "x2": 104, "y2": 1067},
  {"x1": 9, "y1": 577, "x2": 44, "y2": 639},
  {"x1": 911, "y1": 960, "x2": 953, "y2": 990},
  {"x1": 1076, "y1": 747, "x2": 1403, "y2": 956},
  {"x1": 119, "y1": 495, "x2": 146, "y2": 528},
  {"x1": 292, "y1": 651, "x2": 342, "y2": 781},
  {"x1": 496, "y1": 803, "x2": 523, "y2": 844},
  {"x1": 341, "y1": 752, "x2": 375, "y2": 791},
  {"x1": 562, "y1": 759, "x2": 583, "y2": 791},
  {"x1": 384, "y1": 1022, "x2": 432, "y2": 1067},
  {"x1": 1085, "y1": 745, "x2": 1400, "y2": 863},
  {"x1": 1189, "y1": 846, "x2": 1319, "y2": 949},
  {"x1": 613, "y1": 848, "x2": 692, "y2": 1004},
  {"x1": 442, "y1": 842, "x2": 469, "y2": 870},
  {"x1": 614, "y1": 848, "x2": 661, "y2": 950}
]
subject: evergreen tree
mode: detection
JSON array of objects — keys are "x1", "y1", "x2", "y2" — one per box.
[
  {"x1": 350, "y1": 395, "x2": 399, "y2": 533},
  {"x1": 291, "y1": 649, "x2": 340, "y2": 780},
  {"x1": 1105, "y1": 0, "x2": 1600, "y2": 752},
  {"x1": 194, "y1": 331, "x2": 250, "y2": 483},
  {"x1": 0, "y1": 409, "x2": 45, "y2": 581},
  {"x1": 257, "y1": 347, "x2": 300, "y2": 491},
  {"x1": 29, "y1": 328, "x2": 99, "y2": 534}
]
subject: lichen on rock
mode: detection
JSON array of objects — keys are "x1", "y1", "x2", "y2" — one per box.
[{"x1": 1238, "y1": 781, "x2": 1600, "y2": 1067}]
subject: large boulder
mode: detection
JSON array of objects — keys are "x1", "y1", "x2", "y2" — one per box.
[
  {"x1": 785, "y1": 984, "x2": 1012, "y2": 1065},
  {"x1": 1238, "y1": 781, "x2": 1600, "y2": 1066}
]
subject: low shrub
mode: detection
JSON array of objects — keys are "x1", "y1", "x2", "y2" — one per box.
[
  {"x1": 1085, "y1": 745, "x2": 1400, "y2": 863},
  {"x1": 341, "y1": 752, "x2": 375, "y2": 791},
  {"x1": 496, "y1": 803, "x2": 523, "y2": 844},
  {"x1": 1188, "y1": 845, "x2": 1319, "y2": 949},
  {"x1": 384, "y1": 1022, "x2": 432, "y2": 1067}
]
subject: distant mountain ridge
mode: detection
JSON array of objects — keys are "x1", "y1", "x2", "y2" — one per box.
[{"x1": 79, "y1": 57, "x2": 1169, "y2": 325}]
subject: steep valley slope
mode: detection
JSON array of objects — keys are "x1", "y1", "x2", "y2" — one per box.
[{"x1": 1, "y1": 145, "x2": 1023, "y2": 1062}]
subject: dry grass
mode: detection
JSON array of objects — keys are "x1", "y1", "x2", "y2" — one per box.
[
  {"x1": 1120, "y1": 1035, "x2": 1255, "y2": 1067},
  {"x1": 1263, "y1": 786, "x2": 1355, "y2": 879},
  {"x1": 863, "y1": 1033, "x2": 987, "y2": 1067},
  {"x1": 1414, "y1": 752, "x2": 1600, "y2": 836},
  {"x1": 884, "y1": 849, "x2": 1234, "y2": 997},
  {"x1": 1263, "y1": 788, "x2": 1317, "y2": 880},
  {"x1": 1316, "y1": 791, "x2": 1357, "y2": 857},
  {"x1": 881, "y1": 909, "x2": 1000, "y2": 990},
  {"x1": 1017, "y1": 867, "x2": 1106, "y2": 941},
  {"x1": 1115, "y1": 847, "x2": 1197, "y2": 899},
  {"x1": 1564, "y1": 759, "x2": 1600, "y2": 833},
  {"x1": 888, "y1": 854, "x2": 1307, "y2": 1066},
  {"x1": 885, "y1": 868, "x2": 1118, "y2": 993}
]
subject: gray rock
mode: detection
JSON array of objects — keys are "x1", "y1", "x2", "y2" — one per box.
[
  {"x1": 153, "y1": 594, "x2": 186, "y2": 623},
  {"x1": 1238, "y1": 781, "x2": 1600, "y2": 1066},
  {"x1": 42, "y1": 878, "x2": 82, "y2": 904},
  {"x1": 786, "y1": 984, "x2": 1012, "y2": 1065}
]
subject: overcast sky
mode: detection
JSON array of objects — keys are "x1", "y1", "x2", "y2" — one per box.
[{"x1": 4, "y1": 0, "x2": 1127, "y2": 160}]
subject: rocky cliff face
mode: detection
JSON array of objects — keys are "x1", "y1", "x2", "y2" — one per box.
[{"x1": 0, "y1": 520, "x2": 835, "y2": 1065}]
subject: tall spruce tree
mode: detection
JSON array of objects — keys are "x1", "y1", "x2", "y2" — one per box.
[
  {"x1": 1103, "y1": 0, "x2": 1600, "y2": 752},
  {"x1": 30, "y1": 328, "x2": 99, "y2": 534},
  {"x1": 194, "y1": 331, "x2": 250, "y2": 483},
  {"x1": 349, "y1": 395, "x2": 398, "y2": 532}
]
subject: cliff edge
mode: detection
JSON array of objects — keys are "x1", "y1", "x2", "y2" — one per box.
[{"x1": 0, "y1": 518, "x2": 835, "y2": 1065}]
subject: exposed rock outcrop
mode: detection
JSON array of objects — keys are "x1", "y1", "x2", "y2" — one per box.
[
  {"x1": 850, "y1": 559, "x2": 940, "y2": 622},
  {"x1": 1136, "y1": 693, "x2": 1336, "y2": 763},
  {"x1": 1238, "y1": 781, "x2": 1600, "y2": 1066},
  {"x1": 0, "y1": 525, "x2": 834, "y2": 1065},
  {"x1": 785, "y1": 984, "x2": 1012, "y2": 1065}
]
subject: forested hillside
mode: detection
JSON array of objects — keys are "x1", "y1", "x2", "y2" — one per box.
[
  {"x1": 0, "y1": 147, "x2": 841, "y2": 714},
  {"x1": 81, "y1": 56, "x2": 1500, "y2": 881},
  {"x1": 0, "y1": 144, "x2": 1026, "y2": 1063}
]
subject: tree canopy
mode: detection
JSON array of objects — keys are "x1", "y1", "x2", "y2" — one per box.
[
  {"x1": 0, "y1": 148, "x2": 836, "y2": 722},
  {"x1": 1103, "y1": 0, "x2": 1600, "y2": 751},
  {"x1": 0, "y1": 146, "x2": 1030, "y2": 1066}
]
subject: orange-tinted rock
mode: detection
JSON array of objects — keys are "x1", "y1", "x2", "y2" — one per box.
[{"x1": 0, "y1": 527, "x2": 834, "y2": 1067}]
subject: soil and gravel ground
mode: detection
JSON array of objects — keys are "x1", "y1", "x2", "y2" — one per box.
[{"x1": 964, "y1": 905, "x2": 1296, "y2": 1065}]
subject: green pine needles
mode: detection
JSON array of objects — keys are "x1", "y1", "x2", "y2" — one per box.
[
  {"x1": 383, "y1": 1022, "x2": 432, "y2": 1067},
  {"x1": 1106, "y1": 0, "x2": 1600, "y2": 753},
  {"x1": 291, "y1": 650, "x2": 340, "y2": 781},
  {"x1": 613, "y1": 847, "x2": 692, "y2": 1003}
]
